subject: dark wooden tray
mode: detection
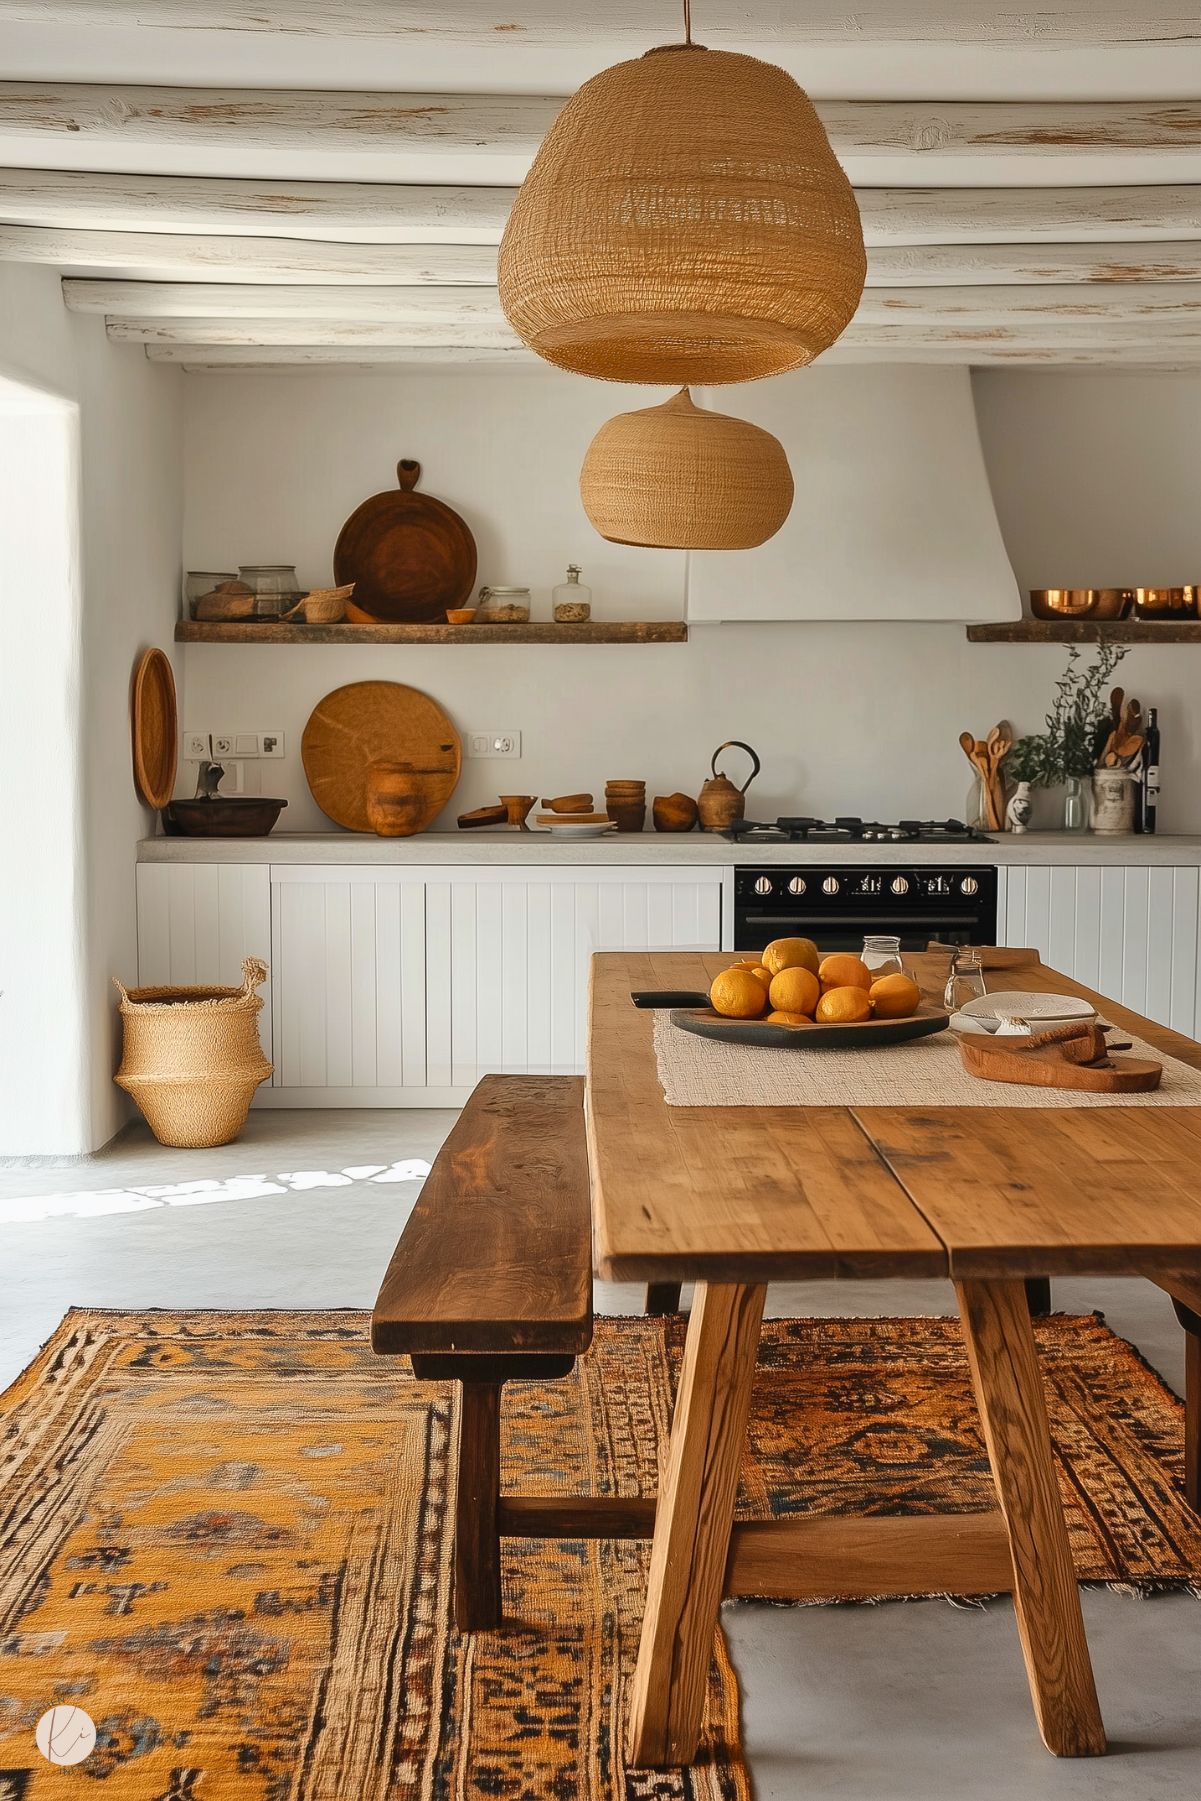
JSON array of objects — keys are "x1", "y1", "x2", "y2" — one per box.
[{"x1": 669, "y1": 1002, "x2": 950, "y2": 1051}]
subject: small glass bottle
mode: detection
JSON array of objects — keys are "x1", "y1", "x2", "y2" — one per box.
[
  {"x1": 944, "y1": 947, "x2": 987, "y2": 1012},
  {"x1": 862, "y1": 934, "x2": 903, "y2": 978},
  {"x1": 553, "y1": 563, "x2": 592, "y2": 623},
  {"x1": 1062, "y1": 775, "x2": 1087, "y2": 833}
]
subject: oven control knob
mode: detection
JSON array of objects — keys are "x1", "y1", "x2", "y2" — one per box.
[
  {"x1": 787, "y1": 876, "x2": 807, "y2": 897},
  {"x1": 960, "y1": 875, "x2": 980, "y2": 897},
  {"x1": 753, "y1": 876, "x2": 773, "y2": 896},
  {"x1": 821, "y1": 876, "x2": 840, "y2": 896},
  {"x1": 890, "y1": 875, "x2": 910, "y2": 896}
]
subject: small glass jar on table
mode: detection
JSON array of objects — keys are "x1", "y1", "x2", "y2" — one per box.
[
  {"x1": 944, "y1": 947, "x2": 987, "y2": 1012},
  {"x1": 862, "y1": 934, "x2": 904, "y2": 980}
]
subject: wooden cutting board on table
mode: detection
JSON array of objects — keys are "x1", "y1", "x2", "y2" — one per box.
[
  {"x1": 301, "y1": 680, "x2": 461, "y2": 833},
  {"x1": 334, "y1": 459, "x2": 477, "y2": 624},
  {"x1": 131, "y1": 647, "x2": 178, "y2": 808}
]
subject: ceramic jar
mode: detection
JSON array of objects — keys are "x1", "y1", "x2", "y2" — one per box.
[
  {"x1": 365, "y1": 762, "x2": 426, "y2": 837},
  {"x1": 1091, "y1": 767, "x2": 1138, "y2": 835}
]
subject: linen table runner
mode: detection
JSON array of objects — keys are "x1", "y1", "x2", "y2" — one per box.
[{"x1": 652, "y1": 1014, "x2": 1201, "y2": 1108}]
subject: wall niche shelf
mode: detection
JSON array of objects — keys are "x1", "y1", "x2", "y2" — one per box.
[
  {"x1": 967, "y1": 620, "x2": 1201, "y2": 644},
  {"x1": 176, "y1": 620, "x2": 688, "y2": 645}
]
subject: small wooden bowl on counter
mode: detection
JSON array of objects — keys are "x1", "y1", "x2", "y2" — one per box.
[
  {"x1": 653, "y1": 792, "x2": 699, "y2": 832},
  {"x1": 446, "y1": 607, "x2": 477, "y2": 625}
]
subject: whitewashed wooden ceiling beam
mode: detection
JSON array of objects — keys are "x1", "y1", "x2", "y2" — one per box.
[
  {"x1": 109, "y1": 315, "x2": 1201, "y2": 351},
  {"x1": 73, "y1": 278, "x2": 1201, "y2": 326},
  {"x1": 2, "y1": 84, "x2": 1199, "y2": 183},
  {"x1": 0, "y1": 224, "x2": 501, "y2": 280},
  {"x1": 2, "y1": 3, "x2": 1196, "y2": 49},
  {"x1": 146, "y1": 344, "x2": 1201, "y2": 373},
  {"x1": 7, "y1": 170, "x2": 1201, "y2": 247}
]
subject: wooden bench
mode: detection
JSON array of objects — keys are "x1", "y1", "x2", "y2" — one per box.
[{"x1": 372, "y1": 1073, "x2": 593, "y2": 1629}]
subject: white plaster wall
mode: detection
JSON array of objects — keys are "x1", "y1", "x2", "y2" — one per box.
[
  {"x1": 180, "y1": 367, "x2": 1201, "y2": 838},
  {"x1": 0, "y1": 264, "x2": 182, "y2": 1156}
]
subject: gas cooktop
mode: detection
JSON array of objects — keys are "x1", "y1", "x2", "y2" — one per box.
[{"x1": 724, "y1": 816, "x2": 994, "y2": 845}]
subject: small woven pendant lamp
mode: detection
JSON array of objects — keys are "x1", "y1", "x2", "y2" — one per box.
[
  {"x1": 579, "y1": 389, "x2": 794, "y2": 550},
  {"x1": 498, "y1": 5, "x2": 865, "y2": 384}
]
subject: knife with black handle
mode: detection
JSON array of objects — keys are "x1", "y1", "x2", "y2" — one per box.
[{"x1": 629, "y1": 990, "x2": 709, "y2": 1009}]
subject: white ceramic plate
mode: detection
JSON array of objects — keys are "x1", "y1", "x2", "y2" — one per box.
[
  {"x1": 536, "y1": 821, "x2": 617, "y2": 839},
  {"x1": 959, "y1": 990, "x2": 1096, "y2": 1030}
]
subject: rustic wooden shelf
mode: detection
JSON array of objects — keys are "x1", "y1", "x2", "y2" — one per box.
[
  {"x1": 176, "y1": 619, "x2": 688, "y2": 645},
  {"x1": 967, "y1": 619, "x2": 1201, "y2": 644}
]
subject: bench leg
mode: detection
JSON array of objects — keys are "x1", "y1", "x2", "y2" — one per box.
[
  {"x1": 645, "y1": 1282, "x2": 683, "y2": 1316},
  {"x1": 956, "y1": 1278, "x2": 1105, "y2": 1758},
  {"x1": 1170, "y1": 1297, "x2": 1201, "y2": 1511},
  {"x1": 628, "y1": 1280, "x2": 767, "y2": 1766},
  {"x1": 454, "y1": 1382, "x2": 502, "y2": 1631}
]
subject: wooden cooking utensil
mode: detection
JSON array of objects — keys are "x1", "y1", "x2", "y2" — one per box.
[
  {"x1": 131, "y1": 647, "x2": 178, "y2": 809},
  {"x1": 542, "y1": 793, "x2": 594, "y2": 813},
  {"x1": 458, "y1": 804, "x2": 507, "y2": 829},
  {"x1": 301, "y1": 681, "x2": 461, "y2": 834},
  {"x1": 499, "y1": 794, "x2": 537, "y2": 827},
  {"x1": 334, "y1": 459, "x2": 477, "y2": 624}
]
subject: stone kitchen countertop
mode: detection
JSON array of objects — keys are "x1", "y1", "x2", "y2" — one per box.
[{"x1": 138, "y1": 830, "x2": 1201, "y2": 867}]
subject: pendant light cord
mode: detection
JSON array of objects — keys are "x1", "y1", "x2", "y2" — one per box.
[{"x1": 683, "y1": 0, "x2": 692, "y2": 45}]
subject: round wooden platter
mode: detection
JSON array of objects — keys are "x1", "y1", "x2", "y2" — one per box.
[
  {"x1": 334, "y1": 458, "x2": 477, "y2": 624},
  {"x1": 131, "y1": 647, "x2": 178, "y2": 809},
  {"x1": 301, "y1": 680, "x2": 461, "y2": 834},
  {"x1": 669, "y1": 1001, "x2": 950, "y2": 1051}
]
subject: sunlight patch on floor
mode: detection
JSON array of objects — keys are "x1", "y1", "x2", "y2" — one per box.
[{"x1": 0, "y1": 1159, "x2": 433, "y2": 1225}]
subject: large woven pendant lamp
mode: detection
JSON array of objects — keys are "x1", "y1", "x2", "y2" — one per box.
[
  {"x1": 579, "y1": 389, "x2": 794, "y2": 550},
  {"x1": 498, "y1": 10, "x2": 865, "y2": 384}
]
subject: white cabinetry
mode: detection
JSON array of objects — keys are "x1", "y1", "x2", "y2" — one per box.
[
  {"x1": 266, "y1": 865, "x2": 722, "y2": 1105},
  {"x1": 135, "y1": 863, "x2": 273, "y2": 1061},
  {"x1": 998, "y1": 864, "x2": 1201, "y2": 1036}
]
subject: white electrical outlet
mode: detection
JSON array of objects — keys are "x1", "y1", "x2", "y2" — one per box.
[
  {"x1": 213, "y1": 734, "x2": 234, "y2": 757},
  {"x1": 204, "y1": 731, "x2": 285, "y2": 759},
  {"x1": 182, "y1": 731, "x2": 211, "y2": 761},
  {"x1": 466, "y1": 729, "x2": 522, "y2": 760}
]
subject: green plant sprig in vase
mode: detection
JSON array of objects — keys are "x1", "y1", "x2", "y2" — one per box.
[{"x1": 1003, "y1": 644, "x2": 1129, "y2": 828}]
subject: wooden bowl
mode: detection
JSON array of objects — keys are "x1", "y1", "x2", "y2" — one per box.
[
  {"x1": 653, "y1": 792, "x2": 699, "y2": 832},
  {"x1": 446, "y1": 607, "x2": 477, "y2": 624}
]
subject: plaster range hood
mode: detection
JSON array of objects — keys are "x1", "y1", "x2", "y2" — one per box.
[{"x1": 685, "y1": 365, "x2": 1022, "y2": 623}]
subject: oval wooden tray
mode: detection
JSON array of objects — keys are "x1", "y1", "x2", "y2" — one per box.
[
  {"x1": 334, "y1": 458, "x2": 477, "y2": 624},
  {"x1": 670, "y1": 1002, "x2": 950, "y2": 1051},
  {"x1": 131, "y1": 646, "x2": 177, "y2": 809}
]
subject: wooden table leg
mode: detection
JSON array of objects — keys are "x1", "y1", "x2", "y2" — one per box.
[
  {"x1": 645, "y1": 1281, "x2": 683, "y2": 1316},
  {"x1": 627, "y1": 1281, "x2": 767, "y2": 1767},
  {"x1": 1169, "y1": 1297, "x2": 1201, "y2": 1510},
  {"x1": 956, "y1": 1279, "x2": 1106, "y2": 1758}
]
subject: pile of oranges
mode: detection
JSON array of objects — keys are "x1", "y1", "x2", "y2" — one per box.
[{"x1": 709, "y1": 937, "x2": 922, "y2": 1027}]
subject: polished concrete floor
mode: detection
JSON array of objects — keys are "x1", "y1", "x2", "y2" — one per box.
[{"x1": 3, "y1": 1108, "x2": 1199, "y2": 1798}]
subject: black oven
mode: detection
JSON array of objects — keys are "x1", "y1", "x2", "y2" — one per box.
[{"x1": 734, "y1": 865, "x2": 998, "y2": 954}]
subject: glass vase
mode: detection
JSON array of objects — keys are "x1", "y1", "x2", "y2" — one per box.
[{"x1": 1062, "y1": 775, "x2": 1087, "y2": 833}]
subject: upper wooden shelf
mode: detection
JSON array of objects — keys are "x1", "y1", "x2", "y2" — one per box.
[
  {"x1": 176, "y1": 619, "x2": 688, "y2": 645},
  {"x1": 967, "y1": 619, "x2": 1201, "y2": 644}
]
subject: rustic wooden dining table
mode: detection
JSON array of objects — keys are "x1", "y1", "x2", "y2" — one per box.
[{"x1": 585, "y1": 948, "x2": 1201, "y2": 1769}]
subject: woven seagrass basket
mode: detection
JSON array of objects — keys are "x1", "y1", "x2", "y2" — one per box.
[
  {"x1": 580, "y1": 389, "x2": 794, "y2": 549},
  {"x1": 498, "y1": 44, "x2": 865, "y2": 384},
  {"x1": 114, "y1": 957, "x2": 273, "y2": 1148}
]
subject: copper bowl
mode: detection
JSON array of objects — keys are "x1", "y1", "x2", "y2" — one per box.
[
  {"x1": 1132, "y1": 587, "x2": 1199, "y2": 618},
  {"x1": 1030, "y1": 588, "x2": 1132, "y2": 620}
]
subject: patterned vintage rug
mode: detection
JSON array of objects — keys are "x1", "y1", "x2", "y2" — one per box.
[{"x1": 0, "y1": 1309, "x2": 1196, "y2": 1799}]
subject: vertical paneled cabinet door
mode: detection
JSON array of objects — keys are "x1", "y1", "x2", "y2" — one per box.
[
  {"x1": 444, "y1": 868, "x2": 723, "y2": 1088},
  {"x1": 270, "y1": 867, "x2": 435, "y2": 1102},
  {"x1": 1000, "y1": 864, "x2": 1200, "y2": 1038},
  {"x1": 135, "y1": 863, "x2": 273, "y2": 1064}
]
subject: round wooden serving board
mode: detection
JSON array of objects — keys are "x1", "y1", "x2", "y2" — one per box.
[
  {"x1": 670, "y1": 1002, "x2": 950, "y2": 1051},
  {"x1": 131, "y1": 647, "x2": 178, "y2": 809},
  {"x1": 334, "y1": 459, "x2": 477, "y2": 624},
  {"x1": 301, "y1": 680, "x2": 461, "y2": 834}
]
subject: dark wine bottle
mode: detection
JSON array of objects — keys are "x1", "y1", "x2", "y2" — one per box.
[{"x1": 1143, "y1": 706, "x2": 1160, "y2": 835}]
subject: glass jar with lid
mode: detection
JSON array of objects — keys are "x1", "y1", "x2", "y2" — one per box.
[
  {"x1": 553, "y1": 564, "x2": 592, "y2": 623},
  {"x1": 477, "y1": 584, "x2": 531, "y2": 623},
  {"x1": 239, "y1": 564, "x2": 302, "y2": 618}
]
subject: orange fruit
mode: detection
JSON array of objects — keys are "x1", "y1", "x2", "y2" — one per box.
[
  {"x1": 818, "y1": 953, "x2": 872, "y2": 993},
  {"x1": 744, "y1": 964, "x2": 774, "y2": 993},
  {"x1": 766, "y1": 1009, "x2": 813, "y2": 1027},
  {"x1": 816, "y1": 985, "x2": 873, "y2": 1024},
  {"x1": 710, "y1": 966, "x2": 769, "y2": 1020},
  {"x1": 768, "y1": 966, "x2": 820, "y2": 1017},
  {"x1": 762, "y1": 937, "x2": 820, "y2": 978},
  {"x1": 869, "y1": 973, "x2": 922, "y2": 1019}
]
